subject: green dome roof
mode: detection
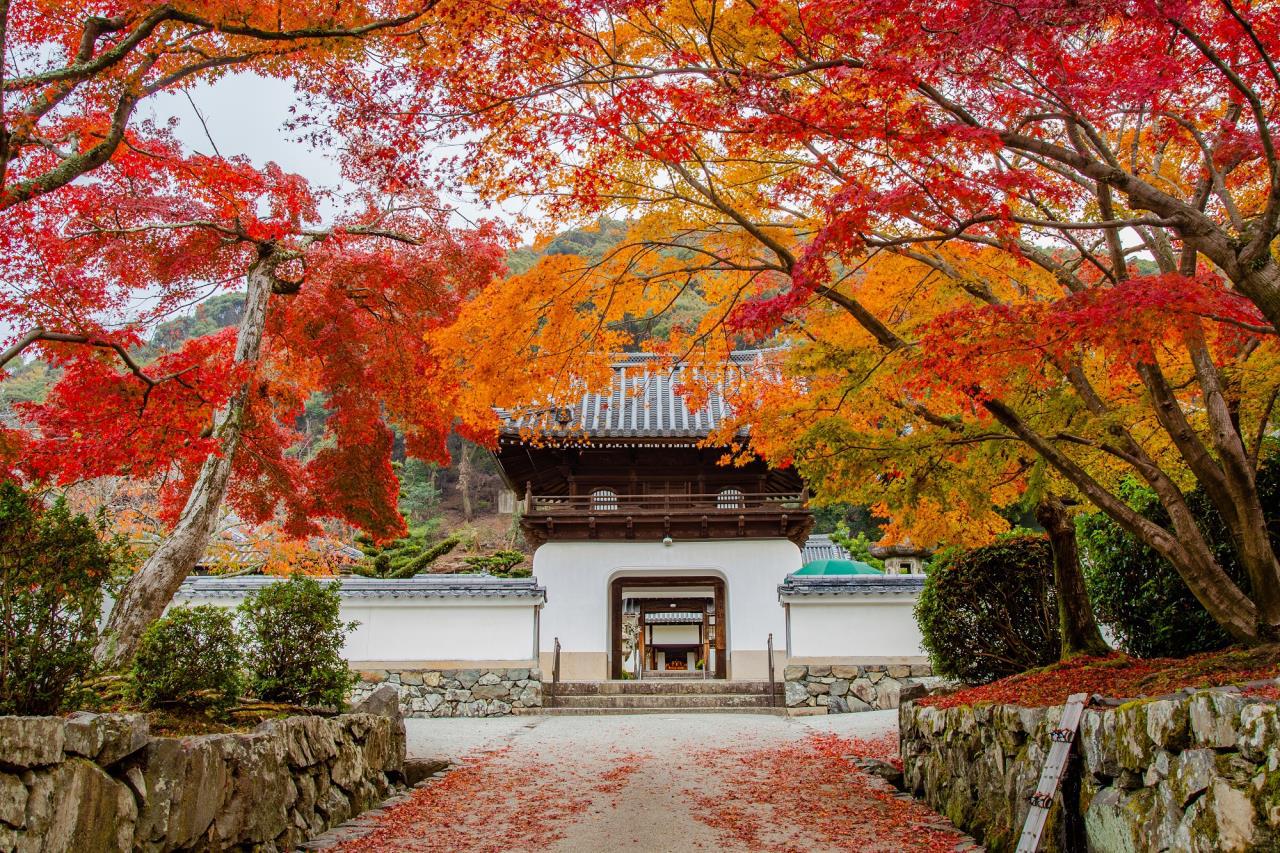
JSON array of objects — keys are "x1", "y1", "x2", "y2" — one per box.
[{"x1": 793, "y1": 558, "x2": 884, "y2": 576}]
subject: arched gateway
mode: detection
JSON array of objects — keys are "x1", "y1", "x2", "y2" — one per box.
[{"x1": 493, "y1": 351, "x2": 812, "y2": 683}]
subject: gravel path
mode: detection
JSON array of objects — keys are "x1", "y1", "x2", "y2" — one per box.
[{"x1": 331, "y1": 712, "x2": 974, "y2": 852}]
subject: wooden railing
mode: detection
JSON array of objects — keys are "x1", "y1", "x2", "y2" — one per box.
[{"x1": 528, "y1": 490, "x2": 807, "y2": 515}]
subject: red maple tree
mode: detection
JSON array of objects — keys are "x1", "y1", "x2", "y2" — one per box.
[{"x1": 0, "y1": 2, "x2": 508, "y2": 665}]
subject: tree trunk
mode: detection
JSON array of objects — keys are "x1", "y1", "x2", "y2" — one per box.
[
  {"x1": 458, "y1": 440, "x2": 474, "y2": 523},
  {"x1": 1035, "y1": 496, "x2": 1111, "y2": 659},
  {"x1": 982, "y1": 397, "x2": 1263, "y2": 645},
  {"x1": 94, "y1": 255, "x2": 275, "y2": 669}
]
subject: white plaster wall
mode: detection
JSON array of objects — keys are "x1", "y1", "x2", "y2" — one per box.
[
  {"x1": 533, "y1": 539, "x2": 801, "y2": 662},
  {"x1": 650, "y1": 624, "x2": 700, "y2": 644},
  {"x1": 175, "y1": 595, "x2": 538, "y2": 664},
  {"x1": 786, "y1": 598, "x2": 925, "y2": 659}
]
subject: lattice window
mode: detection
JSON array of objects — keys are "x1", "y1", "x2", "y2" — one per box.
[
  {"x1": 716, "y1": 487, "x2": 744, "y2": 509},
  {"x1": 591, "y1": 488, "x2": 619, "y2": 511}
]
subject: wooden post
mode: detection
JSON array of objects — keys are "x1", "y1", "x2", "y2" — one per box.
[{"x1": 714, "y1": 580, "x2": 727, "y2": 680}]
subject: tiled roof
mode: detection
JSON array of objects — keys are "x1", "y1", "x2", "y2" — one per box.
[
  {"x1": 498, "y1": 350, "x2": 775, "y2": 439},
  {"x1": 777, "y1": 575, "x2": 925, "y2": 599},
  {"x1": 644, "y1": 611, "x2": 706, "y2": 624},
  {"x1": 177, "y1": 574, "x2": 546, "y2": 602},
  {"x1": 801, "y1": 534, "x2": 853, "y2": 563}
]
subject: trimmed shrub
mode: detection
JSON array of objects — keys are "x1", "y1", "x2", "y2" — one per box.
[
  {"x1": 915, "y1": 535, "x2": 1060, "y2": 684},
  {"x1": 0, "y1": 481, "x2": 124, "y2": 715},
  {"x1": 239, "y1": 574, "x2": 357, "y2": 707},
  {"x1": 1079, "y1": 455, "x2": 1277, "y2": 658},
  {"x1": 463, "y1": 550, "x2": 530, "y2": 577},
  {"x1": 132, "y1": 605, "x2": 242, "y2": 711},
  {"x1": 353, "y1": 531, "x2": 460, "y2": 578}
]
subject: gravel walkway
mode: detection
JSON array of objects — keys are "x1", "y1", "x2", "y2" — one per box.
[{"x1": 326, "y1": 712, "x2": 976, "y2": 852}]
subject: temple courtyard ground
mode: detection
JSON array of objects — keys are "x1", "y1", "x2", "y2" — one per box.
[{"x1": 318, "y1": 711, "x2": 978, "y2": 852}]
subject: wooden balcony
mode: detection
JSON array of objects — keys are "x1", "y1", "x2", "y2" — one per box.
[{"x1": 520, "y1": 489, "x2": 813, "y2": 546}]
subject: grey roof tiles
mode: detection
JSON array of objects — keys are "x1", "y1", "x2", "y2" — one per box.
[
  {"x1": 777, "y1": 575, "x2": 925, "y2": 599},
  {"x1": 498, "y1": 350, "x2": 773, "y2": 439},
  {"x1": 176, "y1": 574, "x2": 546, "y2": 602}
]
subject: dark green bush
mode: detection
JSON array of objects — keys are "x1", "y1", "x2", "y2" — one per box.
[
  {"x1": 1078, "y1": 454, "x2": 1277, "y2": 658},
  {"x1": 0, "y1": 481, "x2": 124, "y2": 715},
  {"x1": 132, "y1": 605, "x2": 241, "y2": 711},
  {"x1": 915, "y1": 535, "x2": 1060, "y2": 684},
  {"x1": 239, "y1": 574, "x2": 356, "y2": 706}
]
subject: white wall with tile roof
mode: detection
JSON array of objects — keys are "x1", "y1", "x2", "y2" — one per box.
[{"x1": 532, "y1": 538, "x2": 802, "y2": 680}]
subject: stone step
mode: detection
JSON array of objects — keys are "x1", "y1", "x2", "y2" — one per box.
[
  {"x1": 549, "y1": 693, "x2": 779, "y2": 709},
  {"x1": 522, "y1": 706, "x2": 790, "y2": 716},
  {"x1": 551, "y1": 680, "x2": 783, "y2": 696}
]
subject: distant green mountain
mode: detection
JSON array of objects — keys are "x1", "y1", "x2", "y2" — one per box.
[{"x1": 143, "y1": 291, "x2": 246, "y2": 357}]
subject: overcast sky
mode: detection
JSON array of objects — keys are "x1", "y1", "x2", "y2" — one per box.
[
  {"x1": 151, "y1": 74, "x2": 343, "y2": 195},
  {"x1": 147, "y1": 71, "x2": 532, "y2": 230}
]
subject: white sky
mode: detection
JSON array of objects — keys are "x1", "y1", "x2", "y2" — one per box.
[
  {"x1": 151, "y1": 74, "x2": 342, "y2": 197},
  {"x1": 148, "y1": 72, "x2": 533, "y2": 231}
]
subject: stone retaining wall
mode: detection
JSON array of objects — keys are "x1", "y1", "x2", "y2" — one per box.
[
  {"x1": 783, "y1": 663, "x2": 933, "y2": 712},
  {"x1": 351, "y1": 667, "x2": 541, "y2": 717},
  {"x1": 0, "y1": 688, "x2": 404, "y2": 852},
  {"x1": 900, "y1": 686, "x2": 1280, "y2": 852}
]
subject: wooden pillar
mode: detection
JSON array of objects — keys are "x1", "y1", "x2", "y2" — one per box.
[
  {"x1": 610, "y1": 578, "x2": 622, "y2": 679},
  {"x1": 714, "y1": 579, "x2": 727, "y2": 680}
]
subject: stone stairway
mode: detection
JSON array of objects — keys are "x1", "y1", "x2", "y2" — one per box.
[{"x1": 539, "y1": 679, "x2": 786, "y2": 715}]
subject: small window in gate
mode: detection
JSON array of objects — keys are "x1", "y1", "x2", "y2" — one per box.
[
  {"x1": 716, "y1": 487, "x2": 744, "y2": 510},
  {"x1": 591, "y1": 488, "x2": 619, "y2": 512}
]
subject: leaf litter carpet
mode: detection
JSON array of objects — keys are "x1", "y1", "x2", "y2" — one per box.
[{"x1": 333, "y1": 714, "x2": 971, "y2": 852}]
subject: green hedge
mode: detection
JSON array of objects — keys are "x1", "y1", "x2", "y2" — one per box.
[
  {"x1": 132, "y1": 605, "x2": 241, "y2": 712},
  {"x1": 239, "y1": 574, "x2": 356, "y2": 707},
  {"x1": 915, "y1": 535, "x2": 1060, "y2": 684}
]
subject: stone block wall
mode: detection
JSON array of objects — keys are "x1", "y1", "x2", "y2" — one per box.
[
  {"x1": 783, "y1": 663, "x2": 933, "y2": 712},
  {"x1": 0, "y1": 692, "x2": 403, "y2": 852},
  {"x1": 900, "y1": 686, "x2": 1280, "y2": 852},
  {"x1": 351, "y1": 667, "x2": 542, "y2": 717}
]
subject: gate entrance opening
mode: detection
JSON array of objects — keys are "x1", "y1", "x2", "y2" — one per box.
[{"x1": 609, "y1": 576, "x2": 726, "y2": 680}]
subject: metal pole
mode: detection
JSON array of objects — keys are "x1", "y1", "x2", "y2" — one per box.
[{"x1": 767, "y1": 632, "x2": 777, "y2": 707}]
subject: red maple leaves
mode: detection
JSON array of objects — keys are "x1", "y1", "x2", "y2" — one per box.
[{"x1": 922, "y1": 645, "x2": 1280, "y2": 709}]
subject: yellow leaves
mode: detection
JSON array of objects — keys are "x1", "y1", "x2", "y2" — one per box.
[{"x1": 874, "y1": 498, "x2": 1010, "y2": 550}]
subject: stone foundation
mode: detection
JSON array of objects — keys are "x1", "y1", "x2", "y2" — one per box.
[
  {"x1": 783, "y1": 663, "x2": 933, "y2": 712},
  {"x1": 0, "y1": 688, "x2": 404, "y2": 852},
  {"x1": 351, "y1": 667, "x2": 542, "y2": 717},
  {"x1": 900, "y1": 685, "x2": 1280, "y2": 852}
]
